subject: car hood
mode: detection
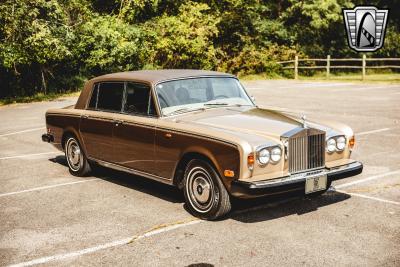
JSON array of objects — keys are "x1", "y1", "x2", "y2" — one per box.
[
  {"x1": 171, "y1": 107, "x2": 309, "y2": 142},
  {"x1": 169, "y1": 106, "x2": 352, "y2": 144}
]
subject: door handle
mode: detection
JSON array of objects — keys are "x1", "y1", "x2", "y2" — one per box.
[
  {"x1": 164, "y1": 133, "x2": 172, "y2": 139},
  {"x1": 81, "y1": 114, "x2": 89, "y2": 119},
  {"x1": 113, "y1": 120, "x2": 124, "y2": 126}
]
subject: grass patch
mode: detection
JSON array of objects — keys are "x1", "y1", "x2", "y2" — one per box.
[
  {"x1": 241, "y1": 72, "x2": 400, "y2": 83},
  {"x1": 239, "y1": 73, "x2": 284, "y2": 80},
  {"x1": 0, "y1": 91, "x2": 81, "y2": 106},
  {"x1": 299, "y1": 72, "x2": 400, "y2": 83}
]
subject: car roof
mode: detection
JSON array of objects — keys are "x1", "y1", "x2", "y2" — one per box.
[{"x1": 90, "y1": 69, "x2": 236, "y2": 85}]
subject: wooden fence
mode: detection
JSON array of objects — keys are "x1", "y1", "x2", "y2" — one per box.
[{"x1": 277, "y1": 55, "x2": 400, "y2": 80}]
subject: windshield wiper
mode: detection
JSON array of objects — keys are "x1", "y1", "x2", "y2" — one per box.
[
  {"x1": 164, "y1": 107, "x2": 205, "y2": 116},
  {"x1": 204, "y1": 102, "x2": 229, "y2": 106},
  {"x1": 204, "y1": 103, "x2": 253, "y2": 108},
  {"x1": 228, "y1": 104, "x2": 253, "y2": 107}
]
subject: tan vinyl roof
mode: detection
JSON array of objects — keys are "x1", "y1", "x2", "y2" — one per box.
[{"x1": 89, "y1": 69, "x2": 235, "y2": 85}]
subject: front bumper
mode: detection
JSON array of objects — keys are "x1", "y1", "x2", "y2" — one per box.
[{"x1": 231, "y1": 161, "x2": 363, "y2": 198}]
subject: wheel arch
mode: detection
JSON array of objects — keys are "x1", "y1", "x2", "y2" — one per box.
[
  {"x1": 61, "y1": 127, "x2": 84, "y2": 152},
  {"x1": 173, "y1": 149, "x2": 223, "y2": 190}
]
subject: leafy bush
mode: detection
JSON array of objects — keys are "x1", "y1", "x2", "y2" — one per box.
[{"x1": 219, "y1": 44, "x2": 298, "y2": 77}]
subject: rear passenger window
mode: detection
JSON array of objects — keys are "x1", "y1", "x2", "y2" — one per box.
[
  {"x1": 124, "y1": 82, "x2": 156, "y2": 116},
  {"x1": 97, "y1": 82, "x2": 124, "y2": 112}
]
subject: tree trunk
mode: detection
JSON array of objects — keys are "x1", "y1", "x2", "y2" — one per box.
[{"x1": 41, "y1": 67, "x2": 47, "y2": 95}]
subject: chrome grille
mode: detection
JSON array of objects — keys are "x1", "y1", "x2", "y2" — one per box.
[{"x1": 288, "y1": 132, "x2": 325, "y2": 173}]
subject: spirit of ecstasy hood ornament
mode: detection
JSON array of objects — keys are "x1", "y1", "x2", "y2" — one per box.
[{"x1": 301, "y1": 114, "x2": 308, "y2": 129}]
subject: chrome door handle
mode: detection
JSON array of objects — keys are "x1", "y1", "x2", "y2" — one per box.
[
  {"x1": 114, "y1": 120, "x2": 124, "y2": 126},
  {"x1": 81, "y1": 114, "x2": 89, "y2": 119}
]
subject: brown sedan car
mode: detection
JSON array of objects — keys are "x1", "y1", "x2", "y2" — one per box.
[{"x1": 42, "y1": 70, "x2": 363, "y2": 219}]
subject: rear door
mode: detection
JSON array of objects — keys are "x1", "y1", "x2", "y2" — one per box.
[{"x1": 80, "y1": 82, "x2": 124, "y2": 162}]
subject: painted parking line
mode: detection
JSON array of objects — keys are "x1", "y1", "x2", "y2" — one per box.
[
  {"x1": 0, "y1": 127, "x2": 45, "y2": 137},
  {"x1": 9, "y1": 188, "x2": 396, "y2": 266},
  {"x1": 335, "y1": 170, "x2": 400, "y2": 189},
  {"x1": 0, "y1": 152, "x2": 59, "y2": 160},
  {"x1": 0, "y1": 178, "x2": 100, "y2": 198},
  {"x1": 8, "y1": 218, "x2": 202, "y2": 267},
  {"x1": 6, "y1": 196, "x2": 296, "y2": 267},
  {"x1": 336, "y1": 190, "x2": 400, "y2": 206},
  {"x1": 356, "y1": 128, "x2": 390, "y2": 136}
]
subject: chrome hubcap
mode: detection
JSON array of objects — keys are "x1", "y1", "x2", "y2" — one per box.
[
  {"x1": 70, "y1": 145, "x2": 81, "y2": 165},
  {"x1": 192, "y1": 176, "x2": 211, "y2": 204},
  {"x1": 66, "y1": 138, "x2": 82, "y2": 171},
  {"x1": 186, "y1": 166, "x2": 215, "y2": 213}
]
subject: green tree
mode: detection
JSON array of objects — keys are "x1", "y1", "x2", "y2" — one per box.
[
  {"x1": 73, "y1": 15, "x2": 151, "y2": 75},
  {"x1": 144, "y1": 1, "x2": 219, "y2": 69}
]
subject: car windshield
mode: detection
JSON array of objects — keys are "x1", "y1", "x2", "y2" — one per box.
[{"x1": 155, "y1": 77, "x2": 254, "y2": 116}]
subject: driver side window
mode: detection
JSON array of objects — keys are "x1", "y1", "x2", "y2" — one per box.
[{"x1": 123, "y1": 82, "x2": 156, "y2": 116}]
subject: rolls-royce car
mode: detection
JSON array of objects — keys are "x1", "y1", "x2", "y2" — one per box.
[{"x1": 42, "y1": 70, "x2": 363, "y2": 220}]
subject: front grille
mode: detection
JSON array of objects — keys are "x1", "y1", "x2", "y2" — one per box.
[{"x1": 288, "y1": 132, "x2": 325, "y2": 173}]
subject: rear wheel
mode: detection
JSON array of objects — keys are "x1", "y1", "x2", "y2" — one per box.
[
  {"x1": 183, "y1": 159, "x2": 231, "y2": 220},
  {"x1": 65, "y1": 136, "x2": 91, "y2": 176}
]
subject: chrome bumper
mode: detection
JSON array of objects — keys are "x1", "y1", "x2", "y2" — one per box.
[{"x1": 231, "y1": 161, "x2": 363, "y2": 198}]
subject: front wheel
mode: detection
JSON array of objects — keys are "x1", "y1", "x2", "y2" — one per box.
[
  {"x1": 65, "y1": 136, "x2": 91, "y2": 176},
  {"x1": 183, "y1": 159, "x2": 231, "y2": 220}
]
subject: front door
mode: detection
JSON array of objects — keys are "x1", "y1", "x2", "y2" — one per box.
[
  {"x1": 113, "y1": 82, "x2": 157, "y2": 173},
  {"x1": 79, "y1": 82, "x2": 124, "y2": 162}
]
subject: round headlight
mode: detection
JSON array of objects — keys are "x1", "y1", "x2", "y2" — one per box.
[
  {"x1": 336, "y1": 136, "x2": 346, "y2": 151},
  {"x1": 270, "y1": 147, "x2": 282, "y2": 162},
  {"x1": 327, "y1": 138, "x2": 336, "y2": 153},
  {"x1": 258, "y1": 149, "x2": 270, "y2": 165}
]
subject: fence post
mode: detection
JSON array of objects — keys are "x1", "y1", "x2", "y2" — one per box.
[
  {"x1": 362, "y1": 54, "x2": 366, "y2": 81},
  {"x1": 326, "y1": 55, "x2": 330, "y2": 79},
  {"x1": 294, "y1": 55, "x2": 298, "y2": 80}
]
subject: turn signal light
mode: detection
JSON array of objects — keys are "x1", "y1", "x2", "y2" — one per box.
[
  {"x1": 224, "y1": 170, "x2": 235, "y2": 177},
  {"x1": 349, "y1": 136, "x2": 355, "y2": 149},
  {"x1": 247, "y1": 153, "x2": 255, "y2": 170}
]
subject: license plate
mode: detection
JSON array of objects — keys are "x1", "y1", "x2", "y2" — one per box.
[{"x1": 305, "y1": 175, "x2": 327, "y2": 194}]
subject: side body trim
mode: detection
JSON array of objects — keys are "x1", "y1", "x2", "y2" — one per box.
[{"x1": 90, "y1": 158, "x2": 173, "y2": 185}]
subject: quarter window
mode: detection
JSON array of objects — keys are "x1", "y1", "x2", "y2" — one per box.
[
  {"x1": 88, "y1": 84, "x2": 98, "y2": 109},
  {"x1": 96, "y1": 82, "x2": 124, "y2": 112}
]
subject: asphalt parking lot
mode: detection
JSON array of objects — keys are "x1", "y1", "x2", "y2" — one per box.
[{"x1": 1, "y1": 80, "x2": 399, "y2": 266}]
